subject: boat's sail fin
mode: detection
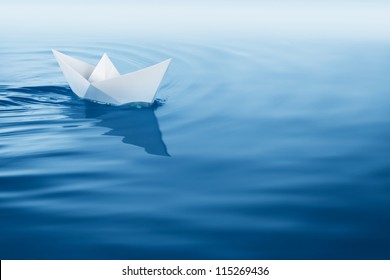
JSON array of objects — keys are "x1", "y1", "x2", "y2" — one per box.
[{"x1": 88, "y1": 53, "x2": 120, "y2": 83}]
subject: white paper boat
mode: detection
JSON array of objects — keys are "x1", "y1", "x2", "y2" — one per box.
[{"x1": 52, "y1": 50, "x2": 171, "y2": 106}]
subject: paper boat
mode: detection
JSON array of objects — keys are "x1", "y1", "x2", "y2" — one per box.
[{"x1": 52, "y1": 50, "x2": 171, "y2": 106}]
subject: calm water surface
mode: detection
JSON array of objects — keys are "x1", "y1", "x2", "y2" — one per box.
[{"x1": 1, "y1": 38, "x2": 390, "y2": 259}]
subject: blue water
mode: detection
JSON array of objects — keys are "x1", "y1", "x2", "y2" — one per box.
[{"x1": 1, "y1": 38, "x2": 390, "y2": 259}]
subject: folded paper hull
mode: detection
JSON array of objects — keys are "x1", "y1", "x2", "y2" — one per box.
[{"x1": 52, "y1": 50, "x2": 171, "y2": 106}]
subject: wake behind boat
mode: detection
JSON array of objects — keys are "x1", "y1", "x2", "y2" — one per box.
[{"x1": 52, "y1": 50, "x2": 171, "y2": 106}]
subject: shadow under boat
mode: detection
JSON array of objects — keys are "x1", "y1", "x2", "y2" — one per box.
[{"x1": 81, "y1": 101, "x2": 170, "y2": 156}]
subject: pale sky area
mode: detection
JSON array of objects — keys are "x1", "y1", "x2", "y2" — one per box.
[{"x1": 2, "y1": 1, "x2": 390, "y2": 40}]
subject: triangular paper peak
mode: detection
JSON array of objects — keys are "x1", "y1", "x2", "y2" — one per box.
[{"x1": 88, "y1": 53, "x2": 120, "y2": 83}]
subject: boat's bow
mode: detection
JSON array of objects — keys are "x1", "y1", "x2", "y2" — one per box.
[{"x1": 52, "y1": 50, "x2": 95, "y2": 98}]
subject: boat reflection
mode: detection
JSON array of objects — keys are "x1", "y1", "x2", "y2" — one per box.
[{"x1": 82, "y1": 102, "x2": 169, "y2": 156}]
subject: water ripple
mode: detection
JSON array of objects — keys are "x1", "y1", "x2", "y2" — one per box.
[{"x1": 1, "y1": 40, "x2": 390, "y2": 259}]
